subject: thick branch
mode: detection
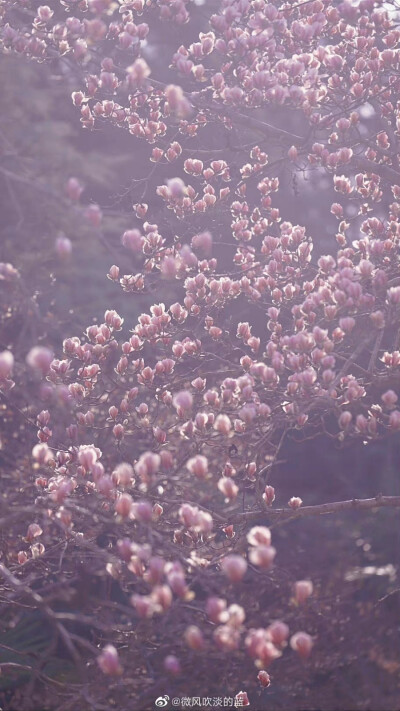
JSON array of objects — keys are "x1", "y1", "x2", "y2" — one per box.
[
  {"x1": 199, "y1": 101, "x2": 306, "y2": 143},
  {"x1": 352, "y1": 156, "x2": 400, "y2": 183},
  {"x1": 0, "y1": 563, "x2": 82, "y2": 667},
  {"x1": 227, "y1": 495, "x2": 400, "y2": 525}
]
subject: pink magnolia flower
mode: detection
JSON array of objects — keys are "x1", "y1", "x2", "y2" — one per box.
[
  {"x1": 26, "y1": 523, "x2": 43, "y2": 542},
  {"x1": 186, "y1": 455, "x2": 208, "y2": 478},
  {"x1": 234, "y1": 691, "x2": 250, "y2": 707},
  {"x1": 247, "y1": 526, "x2": 272, "y2": 547},
  {"x1": 172, "y1": 390, "x2": 193, "y2": 413},
  {"x1": 26, "y1": 346, "x2": 54, "y2": 375},
  {"x1": 288, "y1": 497, "x2": 303, "y2": 510},
  {"x1": 221, "y1": 555, "x2": 247, "y2": 583},
  {"x1": 217, "y1": 476, "x2": 238, "y2": 500},
  {"x1": 115, "y1": 494, "x2": 133, "y2": 518},
  {"x1": 97, "y1": 645, "x2": 123, "y2": 676},
  {"x1": 267, "y1": 621, "x2": 289, "y2": 647},
  {"x1": 249, "y1": 545, "x2": 276, "y2": 569},
  {"x1": 65, "y1": 177, "x2": 83, "y2": 201}
]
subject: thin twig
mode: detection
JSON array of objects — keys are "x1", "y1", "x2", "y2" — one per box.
[{"x1": 368, "y1": 329, "x2": 384, "y2": 373}]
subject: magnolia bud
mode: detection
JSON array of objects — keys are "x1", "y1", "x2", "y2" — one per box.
[
  {"x1": 257, "y1": 670, "x2": 271, "y2": 687},
  {"x1": 0, "y1": 351, "x2": 14, "y2": 379},
  {"x1": 145, "y1": 557, "x2": 165, "y2": 585},
  {"x1": 26, "y1": 523, "x2": 43, "y2": 542},
  {"x1": 290, "y1": 632, "x2": 313, "y2": 659},
  {"x1": 84, "y1": 204, "x2": 103, "y2": 227},
  {"x1": 339, "y1": 317, "x2": 355, "y2": 334},
  {"x1": 117, "y1": 538, "x2": 133, "y2": 562},
  {"x1": 113, "y1": 462, "x2": 134, "y2": 486},
  {"x1": 66, "y1": 177, "x2": 83, "y2": 201},
  {"x1": 294, "y1": 580, "x2": 313, "y2": 604},
  {"x1": 97, "y1": 645, "x2": 123, "y2": 676},
  {"x1": 223, "y1": 524, "x2": 235, "y2": 539},
  {"x1": 206, "y1": 596, "x2": 227, "y2": 623},
  {"x1": 131, "y1": 593, "x2": 153, "y2": 617},
  {"x1": 152, "y1": 503, "x2": 163, "y2": 520},
  {"x1": 55, "y1": 235, "x2": 72, "y2": 260},
  {"x1": 381, "y1": 390, "x2": 398, "y2": 408},
  {"x1": 389, "y1": 410, "x2": 400, "y2": 429},
  {"x1": 168, "y1": 572, "x2": 188, "y2": 598},
  {"x1": 164, "y1": 655, "x2": 181, "y2": 675},
  {"x1": 338, "y1": 411, "x2": 352, "y2": 429},
  {"x1": 263, "y1": 485, "x2": 275, "y2": 506},
  {"x1": 115, "y1": 494, "x2": 133, "y2": 518},
  {"x1": 108, "y1": 265, "x2": 120, "y2": 281},
  {"x1": 132, "y1": 500, "x2": 153, "y2": 522},
  {"x1": 113, "y1": 424, "x2": 125, "y2": 440},
  {"x1": 184, "y1": 625, "x2": 205, "y2": 651}
]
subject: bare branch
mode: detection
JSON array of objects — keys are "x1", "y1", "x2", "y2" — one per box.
[{"x1": 226, "y1": 495, "x2": 400, "y2": 525}]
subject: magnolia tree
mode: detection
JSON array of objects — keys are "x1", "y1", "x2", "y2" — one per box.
[{"x1": 1, "y1": 0, "x2": 400, "y2": 708}]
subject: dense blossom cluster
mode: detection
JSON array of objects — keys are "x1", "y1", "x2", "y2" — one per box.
[
  {"x1": 1, "y1": 0, "x2": 400, "y2": 161},
  {"x1": 1, "y1": 0, "x2": 400, "y2": 706}
]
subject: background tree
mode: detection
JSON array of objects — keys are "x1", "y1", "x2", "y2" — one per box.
[{"x1": 0, "y1": 1, "x2": 400, "y2": 710}]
